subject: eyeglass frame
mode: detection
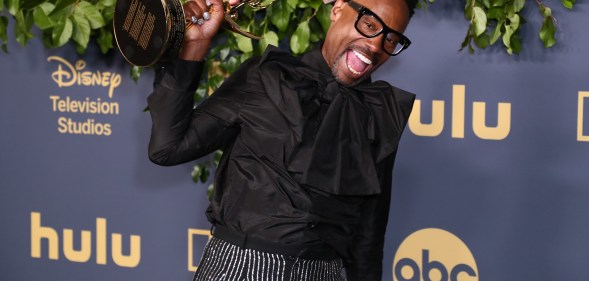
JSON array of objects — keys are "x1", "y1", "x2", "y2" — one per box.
[{"x1": 344, "y1": 0, "x2": 411, "y2": 56}]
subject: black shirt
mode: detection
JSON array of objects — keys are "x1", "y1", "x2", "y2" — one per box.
[{"x1": 147, "y1": 46, "x2": 414, "y2": 281}]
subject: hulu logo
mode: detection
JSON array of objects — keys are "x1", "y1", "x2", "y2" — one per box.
[
  {"x1": 30, "y1": 212, "x2": 141, "y2": 267},
  {"x1": 409, "y1": 84, "x2": 511, "y2": 140}
]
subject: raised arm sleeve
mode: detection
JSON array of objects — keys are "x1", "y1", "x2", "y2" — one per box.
[{"x1": 147, "y1": 59, "x2": 240, "y2": 166}]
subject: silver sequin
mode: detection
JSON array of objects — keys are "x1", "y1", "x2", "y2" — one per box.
[{"x1": 192, "y1": 237, "x2": 345, "y2": 281}]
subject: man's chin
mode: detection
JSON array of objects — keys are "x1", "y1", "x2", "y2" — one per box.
[
  {"x1": 334, "y1": 75, "x2": 369, "y2": 87},
  {"x1": 331, "y1": 55, "x2": 372, "y2": 87}
]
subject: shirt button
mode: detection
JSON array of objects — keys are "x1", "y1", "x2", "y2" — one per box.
[{"x1": 306, "y1": 222, "x2": 317, "y2": 229}]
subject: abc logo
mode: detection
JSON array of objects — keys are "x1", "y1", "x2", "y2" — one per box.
[{"x1": 393, "y1": 228, "x2": 478, "y2": 281}]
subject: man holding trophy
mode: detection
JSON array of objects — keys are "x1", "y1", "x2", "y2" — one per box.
[{"x1": 145, "y1": 0, "x2": 417, "y2": 279}]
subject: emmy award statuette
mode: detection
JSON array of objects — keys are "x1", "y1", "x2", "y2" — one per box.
[{"x1": 113, "y1": 0, "x2": 272, "y2": 67}]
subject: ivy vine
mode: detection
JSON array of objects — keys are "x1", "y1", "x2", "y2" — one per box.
[
  {"x1": 458, "y1": 0, "x2": 575, "y2": 54},
  {"x1": 0, "y1": 0, "x2": 576, "y2": 192}
]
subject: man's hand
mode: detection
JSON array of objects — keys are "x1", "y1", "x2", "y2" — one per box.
[{"x1": 179, "y1": 0, "x2": 240, "y2": 61}]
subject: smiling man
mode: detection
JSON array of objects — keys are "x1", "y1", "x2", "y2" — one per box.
[
  {"x1": 323, "y1": 0, "x2": 412, "y2": 86},
  {"x1": 147, "y1": 0, "x2": 417, "y2": 280}
]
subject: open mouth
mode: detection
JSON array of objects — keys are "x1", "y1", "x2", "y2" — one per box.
[{"x1": 346, "y1": 49, "x2": 373, "y2": 76}]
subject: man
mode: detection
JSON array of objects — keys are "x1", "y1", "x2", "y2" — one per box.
[{"x1": 147, "y1": 0, "x2": 417, "y2": 280}]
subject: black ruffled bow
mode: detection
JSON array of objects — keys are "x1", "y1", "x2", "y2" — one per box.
[{"x1": 257, "y1": 46, "x2": 414, "y2": 196}]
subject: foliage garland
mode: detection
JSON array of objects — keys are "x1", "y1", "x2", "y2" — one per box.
[{"x1": 0, "y1": 0, "x2": 576, "y2": 190}]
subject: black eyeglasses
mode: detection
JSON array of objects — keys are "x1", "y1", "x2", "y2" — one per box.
[{"x1": 345, "y1": 0, "x2": 411, "y2": 56}]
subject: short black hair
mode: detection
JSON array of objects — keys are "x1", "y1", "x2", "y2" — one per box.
[
  {"x1": 334, "y1": 0, "x2": 417, "y2": 17},
  {"x1": 405, "y1": 0, "x2": 418, "y2": 17}
]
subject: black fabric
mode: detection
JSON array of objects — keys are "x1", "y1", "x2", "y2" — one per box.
[
  {"x1": 147, "y1": 45, "x2": 415, "y2": 281},
  {"x1": 213, "y1": 224, "x2": 339, "y2": 260}
]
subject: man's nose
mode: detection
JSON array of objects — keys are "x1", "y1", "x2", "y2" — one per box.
[{"x1": 364, "y1": 34, "x2": 383, "y2": 54}]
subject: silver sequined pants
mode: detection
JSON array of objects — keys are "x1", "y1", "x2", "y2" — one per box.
[{"x1": 192, "y1": 237, "x2": 346, "y2": 281}]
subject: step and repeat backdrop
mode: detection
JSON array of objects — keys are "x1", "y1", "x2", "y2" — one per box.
[{"x1": 1, "y1": 2, "x2": 588, "y2": 281}]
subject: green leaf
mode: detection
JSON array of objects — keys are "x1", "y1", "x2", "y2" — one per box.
[
  {"x1": 490, "y1": 0, "x2": 509, "y2": 7},
  {"x1": 0, "y1": 0, "x2": 4, "y2": 12},
  {"x1": 482, "y1": 0, "x2": 491, "y2": 8},
  {"x1": 309, "y1": 0, "x2": 322, "y2": 10},
  {"x1": 33, "y1": 6, "x2": 55, "y2": 30},
  {"x1": 130, "y1": 65, "x2": 142, "y2": 83},
  {"x1": 219, "y1": 47, "x2": 230, "y2": 60},
  {"x1": 209, "y1": 74, "x2": 225, "y2": 90},
  {"x1": 316, "y1": 3, "x2": 332, "y2": 33},
  {"x1": 490, "y1": 20, "x2": 503, "y2": 44},
  {"x1": 194, "y1": 86, "x2": 207, "y2": 103},
  {"x1": 290, "y1": 20, "x2": 310, "y2": 54},
  {"x1": 75, "y1": 42, "x2": 85, "y2": 54},
  {"x1": 464, "y1": 0, "x2": 473, "y2": 20},
  {"x1": 72, "y1": 13, "x2": 91, "y2": 50},
  {"x1": 540, "y1": 5, "x2": 551, "y2": 18},
  {"x1": 191, "y1": 165, "x2": 203, "y2": 183},
  {"x1": 298, "y1": 1, "x2": 309, "y2": 8},
  {"x1": 51, "y1": 17, "x2": 73, "y2": 47},
  {"x1": 472, "y1": 7, "x2": 487, "y2": 36},
  {"x1": 511, "y1": 33, "x2": 522, "y2": 54},
  {"x1": 240, "y1": 52, "x2": 252, "y2": 63},
  {"x1": 235, "y1": 33, "x2": 253, "y2": 53},
  {"x1": 539, "y1": 16, "x2": 556, "y2": 48},
  {"x1": 0, "y1": 16, "x2": 8, "y2": 53},
  {"x1": 6, "y1": 0, "x2": 19, "y2": 15},
  {"x1": 39, "y1": 2, "x2": 56, "y2": 15},
  {"x1": 259, "y1": 30, "x2": 278, "y2": 51},
  {"x1": 220, "y1": 56, "x2": 240, "y2": 73},
  {"x1": 268, "y1": 0, "x2": 292, "y2": 32},
  {"x1": 97, "y1": 0, "x2": 116, "y2": 8},
  {"x1": 207, "y1": 183, "x2": 214, "y2": 201},
  {"x1": 502, "y1": 19, "x2": 515, "y2": 54},
  {"x1": 101, "y1": 4, "x2": 115, "y2": 23},
  {"x1": 459, "y1": 27, "x2": 471, "y2": 52},
  {"x1": 473, "y1": 33, "x2": 489, "y2": 49},
  {"x1": 14, "y1": 10, "x2": 35, "y2": 46},
  {"x1": 97, "y1": 28, "x2": 113, "y2": 54},
  {"x1": 507, "y1": 13, "x2": 520, "y2": 31},
  {"x1": 562, "y1": 0, "x2": 575, "y2": 9},
  {"x1": 199, "y1": 166, "x2": 210, "y2": 182},
  {"x1": 77, "y1": 1, "x2": 105, "y2": 29},
  {"x1": 213, "y1": 150, "x2": 222, "y2": 166},
  {"x1": 21, "y1": 0, "x2": 47, "y2": 10},
  {"x1": 512, "y1": 0, "x2": 525, "y2": 12},
  {"x1": 286, "y1": 0, "x2": 297, "y2": 9},
  {"x1": 51, "y1": 0, "x2": 77, "y2": 15},
  {"x1": 487, "y1": 7, "x2": 504, "y2": 20}
]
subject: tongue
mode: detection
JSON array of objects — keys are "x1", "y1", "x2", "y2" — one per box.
[{"x1": 347, "y1": 50, "x2": 368, "y2": 73}]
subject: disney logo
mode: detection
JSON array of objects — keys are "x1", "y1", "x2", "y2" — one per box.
[{"x1": 47, "y1": 56, "x2": 122, "y2": 98}]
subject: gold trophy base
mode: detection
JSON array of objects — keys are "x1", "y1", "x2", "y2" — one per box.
[{"x1": 114, "y1": 0, "x2": 186, "y2": 67}]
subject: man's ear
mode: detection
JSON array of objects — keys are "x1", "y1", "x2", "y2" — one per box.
[{"x1": 330, "y1": 0, "x2": 346, "y2": 22}]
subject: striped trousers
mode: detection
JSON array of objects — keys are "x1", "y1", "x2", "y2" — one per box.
[{"x1": 192, "y1": 237, "x2": 346, "y2": 281}]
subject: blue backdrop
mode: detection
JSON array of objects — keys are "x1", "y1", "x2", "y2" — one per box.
[{"x1": 1, "y1": 2, "x2": 588, "y2": 281}]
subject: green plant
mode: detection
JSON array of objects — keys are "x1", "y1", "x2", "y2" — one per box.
[
  {"x1": 0, "y1": 0, "x2": 577, "y2": 189},
  {"x1": 456, "y1": 0, "x2": 576, "y2": 54},
  {"x1": 0, "y1": 0, "x2": 115, "y2": 54}
]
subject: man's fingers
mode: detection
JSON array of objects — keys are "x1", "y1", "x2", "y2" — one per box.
[
  {"x1": 228, "y1": 0, "x2": 240, "y2": 6},
  {"x1": 184, "y1": 1, "x2": 203, "y2": 20}
]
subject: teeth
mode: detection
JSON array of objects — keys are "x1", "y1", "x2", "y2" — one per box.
[
  {"x1": 347, "y1": 63, "x2": 361, "y2": 75},
  {"x1": 353, "y1": 50, "x2": 372, "y2": 65}
]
